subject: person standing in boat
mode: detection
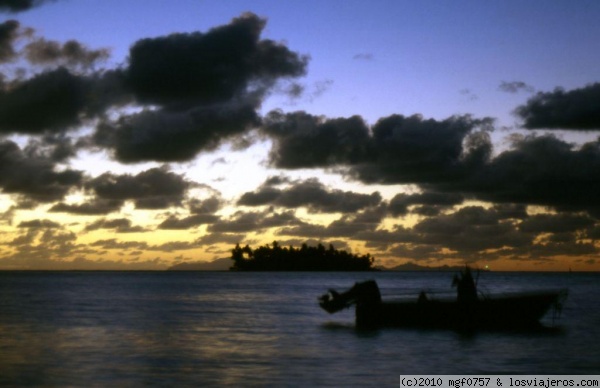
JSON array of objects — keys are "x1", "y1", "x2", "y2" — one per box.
[{"x1": 453, "y1": 266, "x2": 478, "y2": 303}]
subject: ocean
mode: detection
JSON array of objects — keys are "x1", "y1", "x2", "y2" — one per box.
[{"x1": 0, "y1": 271, "x2": 598, "y2": 386}]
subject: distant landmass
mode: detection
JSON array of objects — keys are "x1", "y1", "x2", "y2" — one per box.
[
  {"x1": 166, "y1": 256, "x2": 480, "y2": 272},
  {"x1": 230, "y1": 242, "x2": 376, "y2": 271},
  {"x1": 167, "y1": 257, "x2": 231, "y2": 271},
  {"x1": 388, "y1": 262, "x2": 487, "y2": 272}
]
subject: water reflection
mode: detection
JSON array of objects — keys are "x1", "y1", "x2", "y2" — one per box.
[{"x1": 0, "y1": 271, "x2": 599, "y2": 386}]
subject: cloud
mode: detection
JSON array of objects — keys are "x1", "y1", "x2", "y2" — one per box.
[
  {"x1": 87, "y1": 167, "x2": 193, "y2": 209},
  {"x1": 412, "y1": 206, "x2": 531, "y2": 253},
  {"x1": 348, "y1": 114, "x2": 493, "y2": 185},
  {"x1": 93, "y1": 102, "x2": 259, "y2": 163},
  {"x1": 436, "y1": 134, "x2": 600, "y2": 214},
  {"x1": 363, "y1": 206, "x2": 529, "y2": 260},
  {"x1": 86, "y1": 13, "x2": 307, "y2": 163},
  {"x1": 0, "y1": 69, "x2": 131, "y2": 136},
  {"x1": 499, "y1": 81, "x2": 535, "y2": 94},
  {"x1": 0, "y1": 13, "x2": 303, "y2": 163},
  {"x1": 208, "y1": 209, "x2": 302, "y2": 233},
  {"x1": 518, "y1": 213, "x2": 595, "y2": 234},
  {"x1": 89, "y1": 238, "x2": 149, "y2": 251},
  {"x1": 515, "y1": 83, "x2": 600, "y2": 130},
  {"x1": 266, "y1": 109, "x2": 600, "y2": 216},
  {"x1": 158, "y1": 214, "x2": 219, "y2": 230},
  {"x1": 124, "y1": 12, "x2": 307, "y2": 109},
  {"x1": 353, "y1": 53, "x2": 374, "y2": 61},
  {"x1": 0, "y1": 20, "x2": 21, "y2": 62},
  {"x1": 264, "y1": 111, "x2": 494, "y2": 185},
  {"x1": 2, "y1": 226, "x2": 87, "y2": 269},
  {"x1": 278, "y1": 205, "x2": 387, "y2": 239},
  {"x1": 0, "y1": 21, "x2": 126, "y2": 135},
  {"x1": 84, "y1": 218, "x2": 147, "y2": 233},
  {"x1": 195, "y1": 233, "x2": 247, "y2": 246},
  {"x1": 17, "y1": 219, "x2": 61, "y2": 229},
  {"x1": 48, "y1": 167, "x2": 194, "y2": 215},
  {"x1": 23, "y1": 133, "x2": 77, "y2": 162},
  {"x1": 188, "y1": 196, "x2": 222, "y2": 214},
  {"x1": 263, "y1": 110, "x2": 371, "y2": 168},
  {"x1": 0, "y1": 0, "x2": 56, "y2": 13},
  {"x1": 0, "y1": 67, "x2": 88, "y2": 133},
  {"x1": 0, "y1": 139, "x2": 83, "y2": 202},
  {"x1": 283, "y1": 79, "x2": 333, "y2": 104},
  {"x1": 459, "y1": 88, "x2": 478, "y2": 101},
  {"x1": 49, "y1": 199, "x2": 124, "y2": 215},
  {"x1": 238, "y1": 177, "x2": 382, "y2": 213},
  {"x1": 24, "y1": 38, "x2": 110, "y2": 70},
  {"x1": 388, "y1": 191, "x2": 464, "y2": 216}
]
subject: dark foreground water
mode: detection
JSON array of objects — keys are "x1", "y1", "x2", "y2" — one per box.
[{"x1": 0, "y1": 271, "x2": 598, "y2": 386}]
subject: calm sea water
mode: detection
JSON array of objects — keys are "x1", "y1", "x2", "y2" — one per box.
[{"x1": 0, "y1": 271, "x2": 598, "y2": 386}]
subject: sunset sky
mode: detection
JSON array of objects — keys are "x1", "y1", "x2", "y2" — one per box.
[{"x1": 1, "y1": 0, "x2": 599, "y2": 270}]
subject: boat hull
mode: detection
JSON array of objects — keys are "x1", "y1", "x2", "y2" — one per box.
[{"x1": 355, "y1": 291, "x2": 565, "y2": 330}]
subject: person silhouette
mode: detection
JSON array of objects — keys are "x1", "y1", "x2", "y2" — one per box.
[{"x1": 452, "y1": 266, "x2": 477, "y2": 303}]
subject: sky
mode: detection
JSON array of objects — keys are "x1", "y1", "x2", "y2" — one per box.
[{"x1": 0, "y1": 0, "x2": 599, "y2": 271}]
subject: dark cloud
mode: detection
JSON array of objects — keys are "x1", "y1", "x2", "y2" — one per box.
[
  {"x1": 386, "y1": 206, "x2": 531, "y2": 258},
  {"x1": 84, "y1": 218, "x2": 146, "y2": 233},
  {"x1": 380, "y1": 205, "x2": 599, "y2": 261},
  {"x1": 285, "y1": 79, "x2": 334, "y2": 104},
  {"x1": 48, "y1": 168, "x2": 193, "y2": 215},
  {"x1": 24, "y1": 38, "x2": 110, "y2": 70},
  {"x1": 237, "y1": 185, "x2": 280, "y2": 205},
  {"x1": 93, "y1": 102, "x2": 259, "y2": 163},
  {"x1": 277, "y1": 205, "x2": 386, "y2": 240},
  {"x1": 388, "y1": 191, "x2": 464, "y2": 216},
  {"x1": 0, "y1": 20, "x2": 20, "y2": 62},
  {"x1": 505, "y1": 239, "x2": 598, "y2": 259},
  {"x1": 17, "y1": 219, "x2": 61, "y2": 229},
  {"x1": 89, "y1": 238, "x2": 148, "y2": 251},
  {"x1": 0, "y1": 67, "x2": 88, "y2": 133},
  {"x1": 0, "y1": 139, "x2": 82, "y2": 202},
  {"x1": 264, "y1": 111, "x2": 493, "y2": 185},
  {"x1": 188, "y1": 196, "x2": 222, "y2": 214},
  {"x1": 208, "y1": 209, "x2": 302, "y2": 233},
  {"x1": 491, "y1": 203, "x2": 529, "y2": 220},
  {"x1": 49, "y1": 199, "x2": 124, "y2": 215},
  {"x1": 348, "y1": 114, "x2": 493, "y2": 184},
  {"x1": 23, "y1": 133, "x2": 77, "y2": 162},
  {"x1": 158, "y1": 214, "x2": 219, "y2": 230},
  {"x1": 0, "y1": 67, "x2": 129, "y2": 135},
  {"x1": 263, "y1": 175, "x2": 292, "y2": 186},
  {"x1": 518, "y1": 213, "x2": 595, "y2": 234},
  {"x1": 0, "y1": 13, "x2": 307, "y2": 163},
  {"x1": 355, "y1": 204, "x2": 596, "y2": 261},
  {"x1": 195, "y1": 233, "x2": 247, "y2": 246},
  {"x1": 515, "y1": 83, "x2": 600, "y2": 130},
  {"x1": 263, "y1": 110, "x2": 371, "y2": 168},
  {"x1": 0, "y1": 0, "x2": 56, "y2": 13},
  {"x1": 125, "y1": 13, "x2": 307, "y2": 108},
  {"x1": 149, "y1": 240, "x2": 198, "y2": 253},
  {"x1": 436, "y1": 134, "x2": 600, "y2": 214},
  {"x1": 87, "y1": 167, "x2": 193, "y2": 209},
  {"x1": 238, "y1": 178, "x2": 382, "y2": 213},
  {"x1": 356, "y1": 226, "x2": 420, "y2": 250},
  {"x1": 499, "y1": 81, "x2": 535, "y2": 94},
  {"x1": 83, "y1": 69, "x2": 132, "y2": 117}
]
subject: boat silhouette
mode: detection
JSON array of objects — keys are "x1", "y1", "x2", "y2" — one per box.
[{"x1": 318, "y1": 267, "x2": 568, "y2": 330}]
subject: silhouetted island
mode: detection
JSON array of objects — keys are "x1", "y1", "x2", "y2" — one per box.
[{"x1": 230, "y1": 242, "x2": 376, "y2": 271}]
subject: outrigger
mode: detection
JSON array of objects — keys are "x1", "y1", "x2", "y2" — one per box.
[{"x1": 319, "y1": 267, "x2": 567, "y2": 330}]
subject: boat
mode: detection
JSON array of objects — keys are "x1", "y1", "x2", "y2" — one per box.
[{"x1": 318, "y1": 267, "x2": 568, "y2": 330}]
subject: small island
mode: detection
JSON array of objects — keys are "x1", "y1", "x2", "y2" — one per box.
[{"x1": 230, "y1": 241, "x2": 376, "y2": 271}]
